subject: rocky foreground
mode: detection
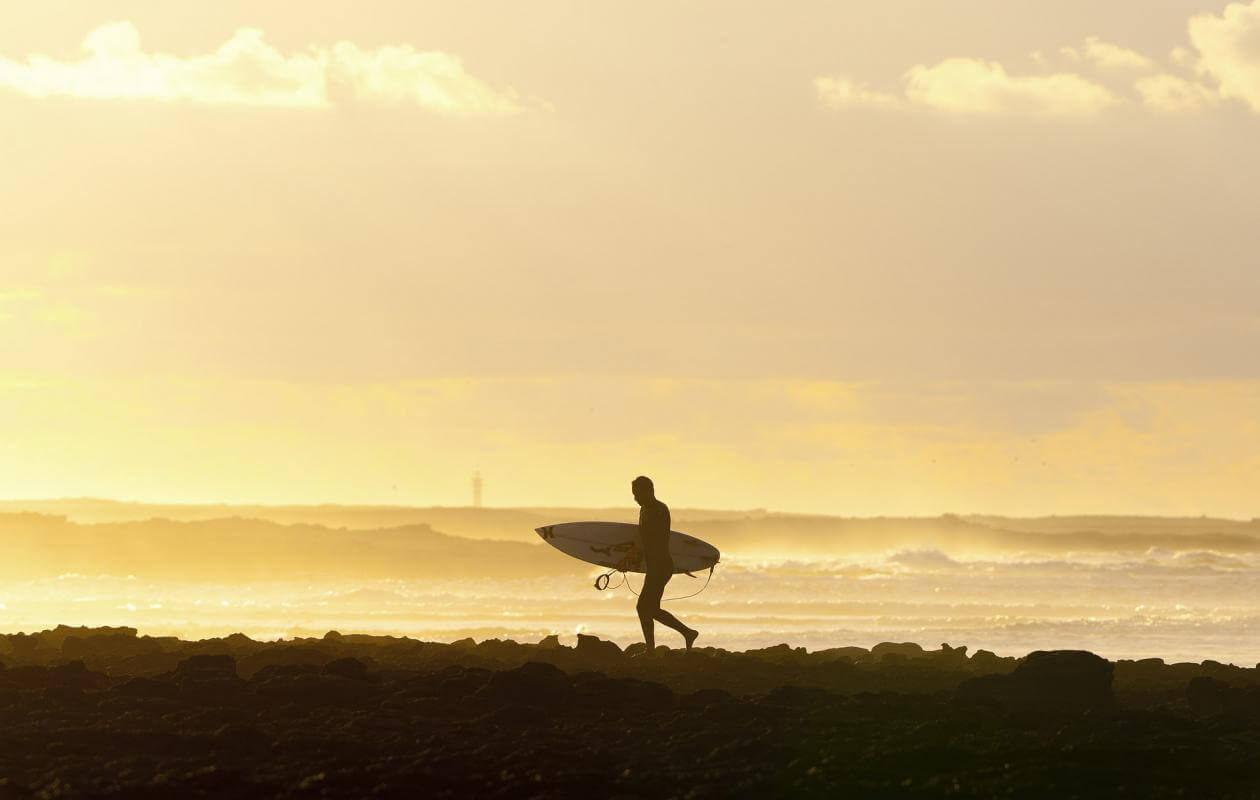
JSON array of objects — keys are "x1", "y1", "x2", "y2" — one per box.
[{"x1": 3, "y1": 627, "x2": 1260, "y2": 798}]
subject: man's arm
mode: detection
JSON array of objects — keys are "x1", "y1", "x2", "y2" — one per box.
[
  {"x1": 640, "y1": 503, "x2": 668, "y2": 552},
  {"x1": 623, "y1": 513, "x2": 645, "y2": 570}
]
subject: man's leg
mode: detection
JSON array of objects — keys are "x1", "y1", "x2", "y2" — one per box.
[
  {"x1": 648, "y1": 573, "x2": 699, "y2": 649},
  {"x1": 654, "y1": 609, "x2": 699, "y2": 649},
  {"x1": 653, "y1": 608, "x2": 688, "y2": 634},
  {"x1": 636, "y1": 572, "x2": 667, "y2": 651}
]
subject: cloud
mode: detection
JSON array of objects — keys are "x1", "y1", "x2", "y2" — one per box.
[
  {"x1": 814, "y1": 76, "x2": 900, "y2": 110},
  {"x1": 816, "y1": 2, "x2": 1260, "y2": 118},
  {"x1": 1188, "y1": 0, "x2": 1260, "y2": 112},
  {"x1": 903, "y1": 58, "x2": 1118, "y2": 115},
  {"x1": 1136, "y1": 73, "x2": 1219, "y2": 113},
  {"x1": 0, "y1": 21, "x2": 522, "y2": 113},
  {"x1": 1080, "y1": 36, "x2": 1155, "y2": 70},
  {"x1": 816, "y1": 59, "x2": 1117, "y2": 117}
]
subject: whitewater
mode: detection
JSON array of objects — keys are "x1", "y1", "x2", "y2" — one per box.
[{"x1": 6, "y1": 547, "x2": 1259, "y2": 665}]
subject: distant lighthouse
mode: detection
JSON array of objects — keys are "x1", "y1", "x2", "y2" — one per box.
[{"x1": 472, "y1": 471, "x2": 483, "y2": 508}]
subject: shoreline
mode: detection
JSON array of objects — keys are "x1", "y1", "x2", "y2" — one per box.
[{"x1": 3, "y1": 625, "x2": 1260, "y2": 796}]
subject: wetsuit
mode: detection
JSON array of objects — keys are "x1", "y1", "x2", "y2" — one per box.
[{"x1": 637, "y1": 498, "x2": 673, "y2": 610}]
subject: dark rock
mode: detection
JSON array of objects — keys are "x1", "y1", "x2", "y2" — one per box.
[
  {"x1": 3, "y1": 665, "x2": 53, "y2": 689},
  {"x1": 812, "y1": 646, "x2": 869, "y2": 663},
  {"x1": 436, "y1": 665, "x2": 492, "y2": 695},
  {"x1": 212, "y1": 723, "x2": 272, "y2": 752},
  {"x1": 115, "y1": 651, "x2": 183, "y2": 676},
  {"x1": 955, "y1": 673, "x2": 1008, "y2": 709},
  {"x1": 254, "y1": 671, "x2": 378, "y2": 706},
  {"x1": 1186, "y1": 676, "x2": 1260, "y2": 716},
  {"x1": 236, "y1": 645, "x2": 334, "y2": 678},
  {"x1": 765, "y1": 684, "x2": 834, "y2": 708},
  {"x1": 683, "y1": 688, "x2": 734, "y2": 709},
  {"x1": 175, "y1": 653, "x2": 238, "y2": 679},
  {"x1": 957, "y1": 650, "x2": 1113, "y2": 713},
  {"x1": 111, "y1": 677, "x2": 180, "y2": 699},
  {"x1": 747, "y1": 643, "x2": 809, "y2": 664},
  {"x1": 1186, "y1": 676, "x2": 1233, "y2": 715},
  {"x1": 170, "y1": 654, "x2": 245, "y2": 702},
  {"x1": 251, "y1": 663, "x2": 320, "y2": 682},
  {"x1": 475, "y1": 638, "x2": 532, "y2": 661},
  {"x1": 575, "y1": 634, "x2": 622, "y2": 664},
  {"x1": 39, "y1": 624, "x2": 137, "y2": 650},
  {"x1": 41, "y1": 684, "x2": 89, "y2": 707},
  {"x1": 968, "y1": 649, "x2": 1016, "y2": 674},
  {"x1": 4, "y1": 624, "x2": 1260, "y2": 797},
  {"x1": 16, "y1": 660, "x2": 111, "y2": 691},
  {"x1": 928, "y1": 643, "x2": 969, "y2": 667},
  {"x1": 221, "y1": 632, "x2": 256, "y2": 648},
  {"x1": 477, "y1": 661, "x2": 569, "y2": 705},
  {"x1": 61, "y1": 632, "x2": 154, "y2": 661},
  {"x1": 322, "y1": 657, "x2": 369, "y2": 681},
  {"x1": 872, "y1": 642, "x2": 927, "y2": 661},
  {"x1": 1, "y1": 632, "x2": 48, "y2": 659},
  {"x1": 572, "y1": 673, "x2": 675, "y2": 711}
]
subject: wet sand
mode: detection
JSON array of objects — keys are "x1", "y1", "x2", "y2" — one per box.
[{"x1": 2, "y1": 625, "x2": 1260, "y2": 798}]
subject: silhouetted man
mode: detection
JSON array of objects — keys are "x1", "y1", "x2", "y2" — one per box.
[{"x1": 631, "y1": 476, "x2": 699, "y2": 653}]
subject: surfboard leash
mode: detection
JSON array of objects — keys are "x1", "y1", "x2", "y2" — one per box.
[
  {"x1": 593, "y1": 569, "x2": 626, "y2": 591},
  {"x1": 593, "y1": 564, "x2": 714, "y2": 601}
]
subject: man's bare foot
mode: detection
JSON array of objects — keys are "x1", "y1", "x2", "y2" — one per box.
[{"x1": 683, "y1": 628, "x2": 699, "y2": 650}]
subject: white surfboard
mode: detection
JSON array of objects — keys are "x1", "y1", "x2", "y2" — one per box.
[{"x1": 535, "y1": 521, "x2": 720, "y2": 574}]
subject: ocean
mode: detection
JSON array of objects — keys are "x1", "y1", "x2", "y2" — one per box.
[{"x1": 7, "y1": 547, "x2": 1259, "y2": 665}]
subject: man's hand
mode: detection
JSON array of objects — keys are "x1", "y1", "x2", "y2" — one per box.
[{"x1": 619, "y1": 542, "x2": 642, "y2": 571}]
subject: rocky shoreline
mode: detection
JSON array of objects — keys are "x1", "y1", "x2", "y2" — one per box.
[{"x1": 2, "y1": 626, "x2": 1260, "y2": 797}]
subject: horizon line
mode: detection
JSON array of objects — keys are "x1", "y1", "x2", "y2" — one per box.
[{"x1": 1, "y1": 496, "x2": 1256, "y2": 523}]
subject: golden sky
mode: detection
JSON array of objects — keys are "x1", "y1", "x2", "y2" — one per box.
[{"x1": 2, "y1": 1, "x2": 1259, "y2": 515}]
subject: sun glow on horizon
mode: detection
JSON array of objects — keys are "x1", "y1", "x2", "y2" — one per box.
[{"x1": 2, "y1": 2, "x2": 1259, "y2": 518}]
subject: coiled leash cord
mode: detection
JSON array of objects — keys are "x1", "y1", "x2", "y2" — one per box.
[{"x1": 593, "y1": 564, "x2": 714, "y2": 601}]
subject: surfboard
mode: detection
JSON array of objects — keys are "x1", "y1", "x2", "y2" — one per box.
[{"x1": 535, "y1": 521, "x2": 720, "y2": 574}]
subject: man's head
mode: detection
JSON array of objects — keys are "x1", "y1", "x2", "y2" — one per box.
[{"x1": 631, "y1": 475, "x2": 654, "y2": 505}]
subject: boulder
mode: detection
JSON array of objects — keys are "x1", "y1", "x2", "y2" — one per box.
[
  {"x1": 171, "y1": 654, "x2": 245, "y2": 701},
  {"x1": 1186, "y1": 676, "x2": 1233, "y2": 715},
  {"x1": 1186, "y1": 676, "x2": 1260, "y2": 716},
  {"x1": 39, "y1": 624, "x2": 137, "y2": 650},
  {"x1": 175, "y1": 654, "x2": 238, "y2": 680},
  {"x1": 49, "y1": 660, "x2": 109, "y2": 690},
  {"x1": 747, "y1": 643, "x2": 809, "y2": 664},
  {"x1": 572, "y1": 673, "x2": 675, "y2": 711},
  {"x1": 477, "y1": 661, "x2": 569, "y2": 706},
  {"x1": 322, "y1": 657, "x2": 369, "y2": 681},
  {"x1": 969, "y1": 649, "x2": 1018, "y2": 674},
  {"x1": 928, "y1": 643, "x2": 969, "y2": 667},
  {"x1": 956, "y1": 650, "x2": 1113, "y2": 713},
  {"x1": 575, "y1": 634, "x2": 622, "y2": 665},
  {"x1": 235, "y1": 645, "x2": 334, "y2": 678},
  {"x1": 812, "y1": 646, "x2": 869, "y2": 664},
  {"x1": 872, "y1": 642, "x2": 927, "y2": 661},
  {"x1": 253, "y1": 671, "x2": 378, "y2": 706},
  {"x1": 251, "y1": 663, "x2": 320, "y2": 683},
  {"x1": 111, "y1": 677, "x2": 180, "y2": 699}
]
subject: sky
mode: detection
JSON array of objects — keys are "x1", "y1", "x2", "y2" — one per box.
[{"x1": 1, "y1": 1, "x2": 1259, "y2": 516}]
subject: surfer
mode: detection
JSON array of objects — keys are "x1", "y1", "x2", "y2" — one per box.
[{"x1": 631, "y1": 476, "x2": 700, "y2": 653}]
